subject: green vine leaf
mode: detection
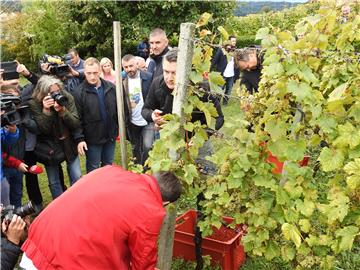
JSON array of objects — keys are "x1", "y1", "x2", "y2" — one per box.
[
  {"x1": 335, "y1": 226, "x2": 359, "y2": 252},
  {"x1": 318, "y1": 147, "x2": 344, "y2": 172},
  {"x1": 282, "y1": 223, "x2": 302, "y2": 248}
]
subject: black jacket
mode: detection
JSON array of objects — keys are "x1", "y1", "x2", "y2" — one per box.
[
  {"x1": 73, "y1": 79, "x2": 118, "y2": 145},
  {"x1": 1, "y1": 237, "x2": 22, "y2": 270},
  {"x1": 123, "y1": 70, "x2": 153, "y2": 127},
  {"x1": 240, "y1": 52, "x2": 263, "y2": 94},
  {"x1": 150, "y1": 47, "x2": 169, "y2": 80},
  {"x1": 141, "y1": 76, "x2": 173, "y2": 123},
  {"x1": 211, "y1": 47, "x2": 240, "y2": 81},
  {"x1": 193, "y1": 81, "x2": 224, "y2": 131},
  {"x1": 141, "y1": 77, "x2": 224, "y2": 132}
]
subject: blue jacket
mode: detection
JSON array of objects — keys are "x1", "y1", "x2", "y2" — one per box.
[{"x1": 1, "y1": 127, "x2": 19, "y2": 180}]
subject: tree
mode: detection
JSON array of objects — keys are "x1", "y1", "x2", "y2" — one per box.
[
  {"x1": 1, "y1": 1, "x2": 75, "y2": 70},
  {"x1": 62, "y1": 0, "x2": 236, "y2": 59}
]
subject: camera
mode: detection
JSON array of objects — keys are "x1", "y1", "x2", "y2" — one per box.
[
  {"x1": 0, "y1": 61, "x2": 19, "y2": 80},
  {"x1": 51, "y1": 91, "x2": 68, "y2": 107},
  {"x1": 40, "y1": 54, "x2": 72, "y2": 77},
  {"x1": 1, "y1": 94, "x2": 22, "y2": 127},
  {"x1": 1, "y1": 201, "x2": 35, "y2": 224}
]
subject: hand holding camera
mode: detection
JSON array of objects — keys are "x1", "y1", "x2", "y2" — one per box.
[{"x1": 2, "y1": 214, "x2": 26, "y2": 245}]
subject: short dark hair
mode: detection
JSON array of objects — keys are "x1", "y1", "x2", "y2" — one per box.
[
  {"x1": 235, "y1": 48, "x2": 257, "y2": 62},
  {"x1": 164, "y1": 48, "x2": 178, "y2": 63},
  {"x1": 122, "y1": 54, "x2": 135, "y2": 62},
  {"x1": 68, "y1": 48, "x2": 79, "y2": 56},
  {"x1": 153, "y1": 171, "x2": 182, "y2": 203},
  {"x1": 229, "y1": 35, "x2": 236, "y2": 40}
]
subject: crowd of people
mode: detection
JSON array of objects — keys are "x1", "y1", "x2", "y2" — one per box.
[{"x1": 0, "y1": 24, "x2": 265, "y2": 269}]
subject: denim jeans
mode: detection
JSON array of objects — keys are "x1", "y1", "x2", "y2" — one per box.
[
  {"x1": 45, "y1": 156, "x2": 82, "y2": 199},
  {"x1": 0, "y1": 177, "x2": 10, "y2": 206},
  {"x1": 24, "y1": 151, "x2": 43, "y2": 206},
  {"x1": 3, "y1": 168, "x2": 23, "y2": 208},
  {"x1": 86, "y1": 140, "x2": 116, "y2": 173},
  {"x1": 223, "y1": 76, "x2": 234, "y2": 104},
  {"x1": 142, "y1": 123, "x2": 160, "y2": 164}
]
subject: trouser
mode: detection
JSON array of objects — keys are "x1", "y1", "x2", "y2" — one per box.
[
  {"x1": 0, "y1": 177, "x2": 10, "y2": 206},
  {"x1": 85, "y1": 140, "x2": 116, "y2": 173},
  {"x1": 223, "y1": 76, "x2": 234, "y2": 104},
  {"x1": 24, "y1": 151, "x2": 43, "y2": 206},
  {"x1": 128, "y1": 123, "x2": 147, "y2": 165},
  {"x1": 45, "y1": 157, "x2": 82, "y2": 199},
  {"x1": 3, "y1": 168, "x2": 23, "y2": 208},
  {"x1": 142, "y1": 123, "x2": 160, "y2": 165}
]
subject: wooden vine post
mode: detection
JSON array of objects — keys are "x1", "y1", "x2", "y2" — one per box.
[
  {"x1": 156, "y1": 22, "x2": 195, "y2": 270},
  {"x1": 113, "y1": 21, "x2": 128, "y2": 169}
]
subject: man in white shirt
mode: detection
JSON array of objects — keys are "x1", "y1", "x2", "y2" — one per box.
[{"x1": 122, "y1": 55, "x2": 153, "y2": 165}]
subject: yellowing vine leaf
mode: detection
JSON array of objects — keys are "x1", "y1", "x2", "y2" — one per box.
[
  {"x1": 318, "y1": 147, "x2": 344, "y2": 172},
  {"x1": 282, "y1": 223, "x2": 302, "y2": 248}
]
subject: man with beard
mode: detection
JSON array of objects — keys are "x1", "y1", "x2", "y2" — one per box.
[
  {"x1": 73, "y1": 58, "x2": 118, "y2": 173},
  {"x1": 122, "y1": 54, "x2": 152, "y2": 165}
]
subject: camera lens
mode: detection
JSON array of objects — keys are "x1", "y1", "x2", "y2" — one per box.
[{"x1": 14, "y1": 201, "x2": 35, "y2": 218}]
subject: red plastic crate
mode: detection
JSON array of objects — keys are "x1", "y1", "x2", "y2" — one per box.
[{"x1": 173, "y1": 210, "x2": 246, "y2": 270}]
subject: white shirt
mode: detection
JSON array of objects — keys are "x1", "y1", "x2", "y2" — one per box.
[
  {"x1": 223, "y1": 57, "x2": 235, "y2": 78},
  {"x1": 128, "y1": 73, "x2": 147, "y2": 126}
]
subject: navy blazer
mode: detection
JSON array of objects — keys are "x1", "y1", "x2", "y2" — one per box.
[{"x1": 211, "y1": 48, "x2": 228, "y2": 74}]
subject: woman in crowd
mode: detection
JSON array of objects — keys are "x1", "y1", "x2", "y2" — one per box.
[
  {"x1": 100, "y1": 57, "x2": 116, "y2": 84},
  {"x1": 28, "y1": 75, "x2": 82, "y2": 199}
]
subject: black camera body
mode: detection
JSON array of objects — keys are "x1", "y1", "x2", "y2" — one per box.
[
  {"x1": 1, "y1": 201, "x2": 35, "y2": 223},
  {"x1": 41, "y1": 54, "x2": 72, "y2": 77},
  {"x1": 0, "y1": 61, "x2": 19, "y2": 80},
  {"x1": 51, "y1": 92, "x2": 68, "y2": 107},
  {"x1": 0, "y1": 94, "x2": 22, "y2": 127}
]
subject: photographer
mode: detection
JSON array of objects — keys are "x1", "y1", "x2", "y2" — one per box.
[
  {"x1": 40, "y1": 59, "x2": 81, "y2": 96},
  {"x1": 1, "y1": 212, "x2": 27, "y2": 270},
  {"x1": 29, "y1": 75, "x2": 82, "y2": 199},
  {"x1": 1, "y1": 69, "x2": 19, "y2": 206}
]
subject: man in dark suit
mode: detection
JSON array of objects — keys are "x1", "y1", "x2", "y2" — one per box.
[
  {"x1": 210, "y1": 36, "x2": 239, "y2": 105},
  {"x1": 122, "y1": 54, "x2": 153, "y2": 165}
]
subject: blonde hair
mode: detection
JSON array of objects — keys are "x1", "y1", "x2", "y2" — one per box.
[
  {"x1": 32, "y1": 75, "x2": 63, "y2": 103},
  {"x1": 84, "y1": 57, "x2": 100, "y2": 67},
  {"x1": 100, "y1": 57, "x2": 115, "y2": 77}
]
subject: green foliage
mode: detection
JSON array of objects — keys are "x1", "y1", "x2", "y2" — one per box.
[
  {"x1": 225, "y1": 2, "x2": 320, "y2": 48},
  {"x1": 61, "y1": 0, "x2": 236, "y2": 59},
  {"x1": 146, "y1": 1, "x2": 360, "y2": 269},
  {"x1": 1, "y1": 1, "x2": 75, "y2": 70}
]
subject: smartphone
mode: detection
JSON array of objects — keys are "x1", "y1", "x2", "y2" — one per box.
[{"x1": 0, "y1": 61, "x2": 19, "y2": 80}]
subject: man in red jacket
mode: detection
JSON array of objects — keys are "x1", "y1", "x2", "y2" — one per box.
[{"x1": 20, "y1": 165, "x2": 182, "y2": 270}]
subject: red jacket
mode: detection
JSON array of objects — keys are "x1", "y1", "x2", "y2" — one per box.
[
  {"x1": 2, "y1": 152, "x2": 22, "y2": 169},
  {"x1": 22, "y1": 166, "x2": 166, "y2": 270}
]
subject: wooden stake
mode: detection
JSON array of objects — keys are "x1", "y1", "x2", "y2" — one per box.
[
  {"x1": 113, "y1": 21, "x2": 128, "y2": 169},
  {"x1": 156, "y1": 22, "x2": 195, "y2": 270}
]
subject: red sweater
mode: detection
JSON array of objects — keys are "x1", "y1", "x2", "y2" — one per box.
[
  {"x1": 22, "y1": 166, "x2": 166, "y2": 270},
  {"x1": 2, "y1": 152, "x2": 22, "y2": 169}
]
